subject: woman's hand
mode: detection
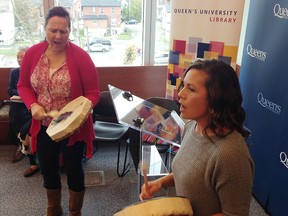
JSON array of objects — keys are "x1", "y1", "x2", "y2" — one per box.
[
  {"x1": 87, "y1": 99, "x2": 94, "y2": 113},
  {"x1": 10, "y1": 95, "x2": 21, "y2": 100},
  {"x1": 139, "y1": 180, "x2": 162, "y2": 201},
  {"x1": 139, "y1": 173, "x2": 175, "y2": 201},
  {"x1": 30, "y1": 103, "x2": 46, "y2": 120}
]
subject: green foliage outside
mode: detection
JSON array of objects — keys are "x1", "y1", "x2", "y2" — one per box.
[
  {"x1": 121, "y1": 0, "x2": 142, "y2": 22},
  {"x1": 12, "y1": 0, "x2": 43, "y2": 44},
  {"x1": 117, "y1": 33, "x2": 133, "y2": 40},
  {"x1": 123, "y1": 45, "x2": 137, "y2": 64}
]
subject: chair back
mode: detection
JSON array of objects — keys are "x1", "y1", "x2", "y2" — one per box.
[
  {"x1": 92, "y1": 91, "x2": 130, "y2": 177},
  {"x1": 145, "y1": 97, "x2": 180, "y2": 115},
  {"x1": 93, "y1": 91, "x2": 118, "y2": 123}
]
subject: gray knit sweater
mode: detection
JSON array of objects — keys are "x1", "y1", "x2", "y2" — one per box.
[{"x1": 172, "y1": 120, "x2": 254, "y2": 216}]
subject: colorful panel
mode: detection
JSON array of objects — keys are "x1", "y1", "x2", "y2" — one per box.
[
  {"x1": 203, "y1": 51, "x2": 219, "y2": 59},
  {"x1": 174, "y1": 65, "x2": 182, "y2": 77},
  {"x1": 187, "y1": 37, "x2": 203, "y2": 53},
  {"x1": 169, "y1": 50, "x2": 180, "y2": 64},
  {"x1": 218, "y1": 56, "x2": 232, "y2": 65},
  {"x1": 197, "y1": 42, "x2": 210, "y2": 58},
  {"x1": 176, "y1": 76, "x2": 182, "y2": 88},
  {"x1": 209, "y1": 41, "x2": 224, "y2": 56},
  {"x1": 188, "y1": 37, "x2": 203, "y2": 45},
  {"x1": 179, "y1": 53, "x2": 194, "y2": 69},
  {"x1": 173, "y1": 40, "x2": 186, "y2": 54},
  {"x1": 223, "y1": 45, "x2": 238, "y2": 63},
  {"x1": 167, "y1": 63, "x2": 174, "y2": 74},
  {"x1": 169, "y1": 73, "x2": 177, "y2": 85},
  {"x1": 187, "y1": 43, "x2": 197, "y2": 53}
]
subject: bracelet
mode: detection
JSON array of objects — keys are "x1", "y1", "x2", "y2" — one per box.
[{"x1": 30, "y1": 103, "x2": 38, "y2": 109}]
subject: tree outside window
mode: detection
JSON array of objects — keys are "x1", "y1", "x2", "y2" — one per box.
[{"x1": 0, "y1": 0, "x2": 170, "y2": 67}]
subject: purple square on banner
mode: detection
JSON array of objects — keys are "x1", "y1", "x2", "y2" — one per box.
[
  {"x1": 187, "y1": 44, "x2": 197, "y2": 53},
  {"x1": 188, "y1": 37, "x2": 203, "y2": 45}
]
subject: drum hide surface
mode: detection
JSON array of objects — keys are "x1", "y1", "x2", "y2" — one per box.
[
  {"x1": 46, "y1": 96, "x2": 91, "y2": 142},
  {"x1": 114, "y1": 196, "x2": 193, "y2": 216}
]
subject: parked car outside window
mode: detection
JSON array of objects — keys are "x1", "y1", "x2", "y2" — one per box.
[
  {"x1": 89, "y1": 43, "x2": 110, "y2": 52},
  {"x1": 125, "y1": 19, "x2": 139, "y2": 24},
  {"x1": 89, "y1": 38, "x2": 112, "y2": 46},
  {"x1": 101, "y1": 40, "x2": 112, "y2": 46},
  {"x1": 154, "y1": 52, "x2": 169, "y2": 64}
]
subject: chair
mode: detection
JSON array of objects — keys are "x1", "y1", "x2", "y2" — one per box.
[
  {"x1": 145, "y1": 97, "x2": 180, "y2": 114},
  {"x1": 92, "y1": 91, "x2": 130, "y2": 177}
]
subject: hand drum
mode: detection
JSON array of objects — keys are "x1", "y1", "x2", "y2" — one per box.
[
  {"x1": 46, "y1": 96, "x2": 92, "y2": 142},
  {"x1": 114, "y1": 197, "x2": 193, "y2": 216}
]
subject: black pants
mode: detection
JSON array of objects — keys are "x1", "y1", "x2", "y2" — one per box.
[
  {"x1": 19, "y1": 118, "x2": 32, "y2": 141},
  {"x1": 28, "y1": 153, "x2": 37, "y2": 165},
  {"x1": 37, "y1": 126, "x2": 85, "y2": 192},
  {"x1": 9, "y1": 103, "x2": 31, "y2": 136}
]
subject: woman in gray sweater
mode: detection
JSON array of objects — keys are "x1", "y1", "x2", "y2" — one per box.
[{"x1": 140, "y1": 59, "x2": 254, "y2": 216}]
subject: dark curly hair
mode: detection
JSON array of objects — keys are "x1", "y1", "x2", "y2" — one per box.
[{"x1": 178, "y1": 59, "x2": 250, "y2": 139}]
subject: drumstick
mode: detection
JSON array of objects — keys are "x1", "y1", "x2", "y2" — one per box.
[
  {"x1": 44, "y1": 110, "x2": 58, "y2": 118},
  {"x1": 140, "y1": 160, "x2": 149, "y2": 190}
]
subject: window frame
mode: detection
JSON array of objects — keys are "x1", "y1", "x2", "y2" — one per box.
[
  {"x1": 40, "y1": 0, "x2": 165, "y2": 67},
  {"x1": 142, "y1": 0, "x2": 157, "y2": 66}
]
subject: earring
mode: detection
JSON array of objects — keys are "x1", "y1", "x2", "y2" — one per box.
[{"x1": 209, "y1": 108, "x2": 214, "y2": 114}]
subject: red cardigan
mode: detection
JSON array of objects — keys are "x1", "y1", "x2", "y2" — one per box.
[{"x1": 18, "y1": 41, "x2": 100, "y2": 158}]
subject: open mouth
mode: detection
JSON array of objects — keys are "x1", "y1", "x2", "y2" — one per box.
[
  {"x1": 180, "y1": 104, "x2": 186, "y2": 112},
  {"x1": 54, "y1": 41, "x2": 62, "y2": 45}
]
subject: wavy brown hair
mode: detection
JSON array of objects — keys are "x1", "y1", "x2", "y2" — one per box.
[{"x1": 178, "y1": 59, "x2": 250, "y2": 139}]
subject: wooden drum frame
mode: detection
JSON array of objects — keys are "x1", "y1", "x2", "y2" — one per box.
[{"x1": 114, "y1": 197, "x2": 193, "y2": 216}]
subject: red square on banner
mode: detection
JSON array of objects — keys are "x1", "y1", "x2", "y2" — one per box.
[
  {"x1": 174, "y1": 64, "x2": 183, "y2": 77},
  {"x1": 173, "y1": 40, "x2": 186, "y2": 54},
  {"x1": 210, "y1": 41, "x2": 224, "y2": 56}
]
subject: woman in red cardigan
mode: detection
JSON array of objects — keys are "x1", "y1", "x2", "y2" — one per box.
[{"x1": 18, "y1": 6, "x2": 100, "y2": 216}]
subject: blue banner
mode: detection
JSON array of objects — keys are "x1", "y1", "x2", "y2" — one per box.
[{"x1": 240, "y1": 0, "x2": 288, "y2": 215}]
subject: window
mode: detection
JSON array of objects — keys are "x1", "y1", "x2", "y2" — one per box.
[
  {"x1": 39, "y1": 6, "x2": 43, "y2": 17},
  {"x1": 0, "y1": 0, "x2": 171, "y2": 67},
  {"x1": 154, "y1": 0, "x2": 170, "y2": 65},
  {"x1": 111, "y1": 18, "x2": 117, "y2": 26}
]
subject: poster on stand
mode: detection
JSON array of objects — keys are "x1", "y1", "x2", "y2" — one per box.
[{"x1": 166, "y1": 0, "x2": 245, "y2": 100}]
